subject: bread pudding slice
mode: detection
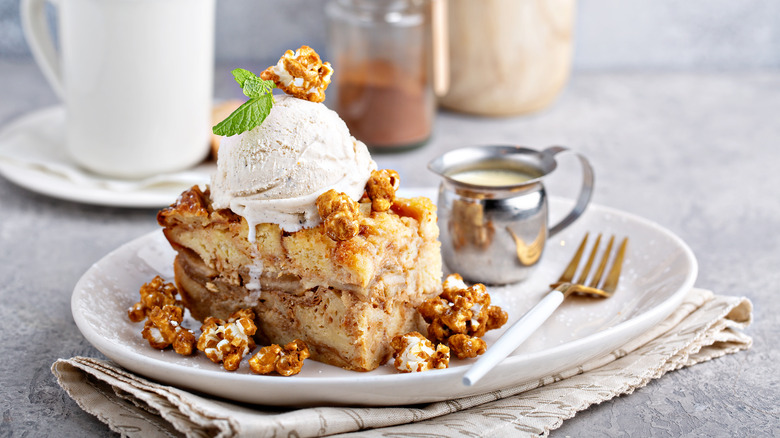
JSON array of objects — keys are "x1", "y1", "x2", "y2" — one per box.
[{"x1": 157, "y1": 186, "x2": 442, "y2": 371}]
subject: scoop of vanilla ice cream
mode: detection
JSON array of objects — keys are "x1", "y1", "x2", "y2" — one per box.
[{"x1": 211, "y1": 95, "x2": 376, "y2": 234}]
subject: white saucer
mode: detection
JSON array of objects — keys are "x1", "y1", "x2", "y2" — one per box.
[{"x1": 0, "y1": 106, "x2": 215, "y2": 208}]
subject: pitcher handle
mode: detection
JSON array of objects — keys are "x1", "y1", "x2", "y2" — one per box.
[
  {"x1": 544, "y1": 145, "x2": 595, "y2": 236},
  {"x1": 20, "y1": 0, "x2": 64, "y2": 99}
]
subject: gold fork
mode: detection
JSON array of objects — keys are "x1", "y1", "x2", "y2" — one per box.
[{"x1": 463, "y1": 233, "x2": 629, "y2": 386}]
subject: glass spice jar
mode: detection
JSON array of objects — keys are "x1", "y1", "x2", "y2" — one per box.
[{"x1": 326, "y1": 0, "x2": 435, "y2": 151}]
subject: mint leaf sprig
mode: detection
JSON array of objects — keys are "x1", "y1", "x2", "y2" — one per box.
[{"x1": 212, "y1": 68, "x2": 276, "y2": 137}]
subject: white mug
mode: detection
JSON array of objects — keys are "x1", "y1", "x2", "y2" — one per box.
[{"x1": 21, "y1": 0, "x2": 215, "y2": 179}]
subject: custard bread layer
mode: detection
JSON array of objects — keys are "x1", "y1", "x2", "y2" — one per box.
[{"x1": 174, "y1": 248, "x2": 426, "y2": 371}]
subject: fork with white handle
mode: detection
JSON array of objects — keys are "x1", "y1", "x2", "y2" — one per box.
[{"x1": 462, "y1": 233, "x2": 628, "y2": 386}]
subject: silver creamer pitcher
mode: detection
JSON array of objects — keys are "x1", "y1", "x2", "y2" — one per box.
[{"x1": 428, "y1": 145, "x2": 594, "y2": 284}]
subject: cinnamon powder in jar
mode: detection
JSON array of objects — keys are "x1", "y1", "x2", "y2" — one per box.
[{"x1": 336, "y1": 59, "x2": 433, "y2": 150}]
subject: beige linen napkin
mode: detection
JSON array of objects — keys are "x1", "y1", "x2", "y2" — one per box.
[{"x1": 52, "y1": 288, "x2": 752, "y2": 438}]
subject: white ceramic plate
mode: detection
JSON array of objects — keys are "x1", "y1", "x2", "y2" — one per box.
[
  {"x1": 71, "y1": 195, "x2": 697, "y2": 406},
  {"x1": 0, "y1": 106, "x2": 214, "y2": 208}
]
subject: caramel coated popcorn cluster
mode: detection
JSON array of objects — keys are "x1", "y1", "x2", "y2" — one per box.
[
  {"x1": 260, "y1": 45, "x2": 333, "y2": 103},
  {"x1": 129, "y1": 276, "x2": 310, "y2": 375},
  {"x1": 316, "y1": 169, "x2": 402, "y2": 242},
  {"x1": 390, "y1": 275, "x2": 506, "y2": 372},
  {"x1": 418, "y1": 274, "x2": 508, "y2": 360},
  {"x1": 447, "y1": 333, "x2": 487, "y2": 360},
  {"x1": 390, "y1": 332, "x2": 450, "y2": 373},
  {"x1": 197, "y1": 309, "x2": 258, "y2": 371},
  {"x1": 142, "y1": 305, "x2": 196, "y2": 355},
  {"x1": 249, "y1": 340, "x2": 310, "y2": 376},
  {"x1": 128, "y1": 275, "x2": 180, "y2": 322},
  {"x1": 129, "y1": 276, "x2": 197, "y2": 355},
  {"x1": 317, "y1": 189, "x2": 361, "y2": 241},
  {"x1": 365, "y1": 169, "x2": 400, "y2": 212}
]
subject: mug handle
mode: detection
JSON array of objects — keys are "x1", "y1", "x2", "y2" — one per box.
[
  {"x1": 544, "y1": 145, "x2": 595, "y2": 236},
  {"x1": 20, "y1": 0, "x2": 65, "y2": 99}
]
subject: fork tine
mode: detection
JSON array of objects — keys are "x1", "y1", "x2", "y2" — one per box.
[
  {"x1": 576, "y1": 234, "x2": 602, "y2": 285},
  {"x1": 558, "y1": 233, "x2": 589, "y2": 283},
  {"x1": 601, "y1": 237, "x2": 628, "y2": 293},
  {"x1": 589, "y1": 235, "x2": 615, "y2": 288}
]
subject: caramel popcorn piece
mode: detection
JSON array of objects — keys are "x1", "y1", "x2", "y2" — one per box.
[
  {"x1": 418, "y1": 299, "x2": 452, "y2": 342},
  {"x1": 317, "y1": 188, "x2": 359, "y2": 218},
  {"x1": 365, "y1": 169, "x2": 400, "y2": 212},
  {"x1": 442, "y1": 272, "x2": 469, "y2": 295},
  {"x1": 323, "y1": 210, "x2": 360, "y2": 241},
  {"x1": 248, "y1": 339, "x2": 310, "y2": 376},
  {"x1": 248, "y1": 344, "x2": 282, "y2": 374},
  {"x1": 419, "y1": 274, "x2": 507, "y2": 342},
  {"x1": 485, "y1": 305, "x2": 509, "y2": 332},
  {"x1": 142, "y1": 305, "x2": 196, "y2": 355},
  {"x1": 197, "y1": 309, "x2": 257, "y2": 371},
  {"x1": 391, "y1": 332, "x2": 450, "y2": 373},
  {"x1": 128, "y1": 276, "x2": 180, "y2": 322},
  {"x1": 260, "y1": 45, "x2": 333, "y2": 102},
  {"x1": 316, "y1": 189, "x2": 360, "y2": 241},
  {"x1": 447, "y1": 334, "x2": 487, "y2": 359}
]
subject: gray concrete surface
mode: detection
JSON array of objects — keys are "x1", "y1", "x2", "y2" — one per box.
[{"x1": 0, "y1": 59, "x2": 778, "y2": 436}]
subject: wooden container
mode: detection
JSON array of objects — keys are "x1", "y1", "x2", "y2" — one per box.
[{"x1": 439, "y1": 0, "x2": 575, "y2": 116}]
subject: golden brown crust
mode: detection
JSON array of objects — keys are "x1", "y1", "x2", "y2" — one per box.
[
  {"x1": 159, "y1": 186, "x2": 440, "y2": 298},
  {"x1": 390, "y1": 196, "x2": 436, "y2": 223}
]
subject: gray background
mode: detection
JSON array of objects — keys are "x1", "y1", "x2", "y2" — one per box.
[
  {"x1": 1, "y1": 1, "x2": 779, "y2": 437},
  {"x1": 1, "y1": 0, "x2": 779, "y2": 70}
]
